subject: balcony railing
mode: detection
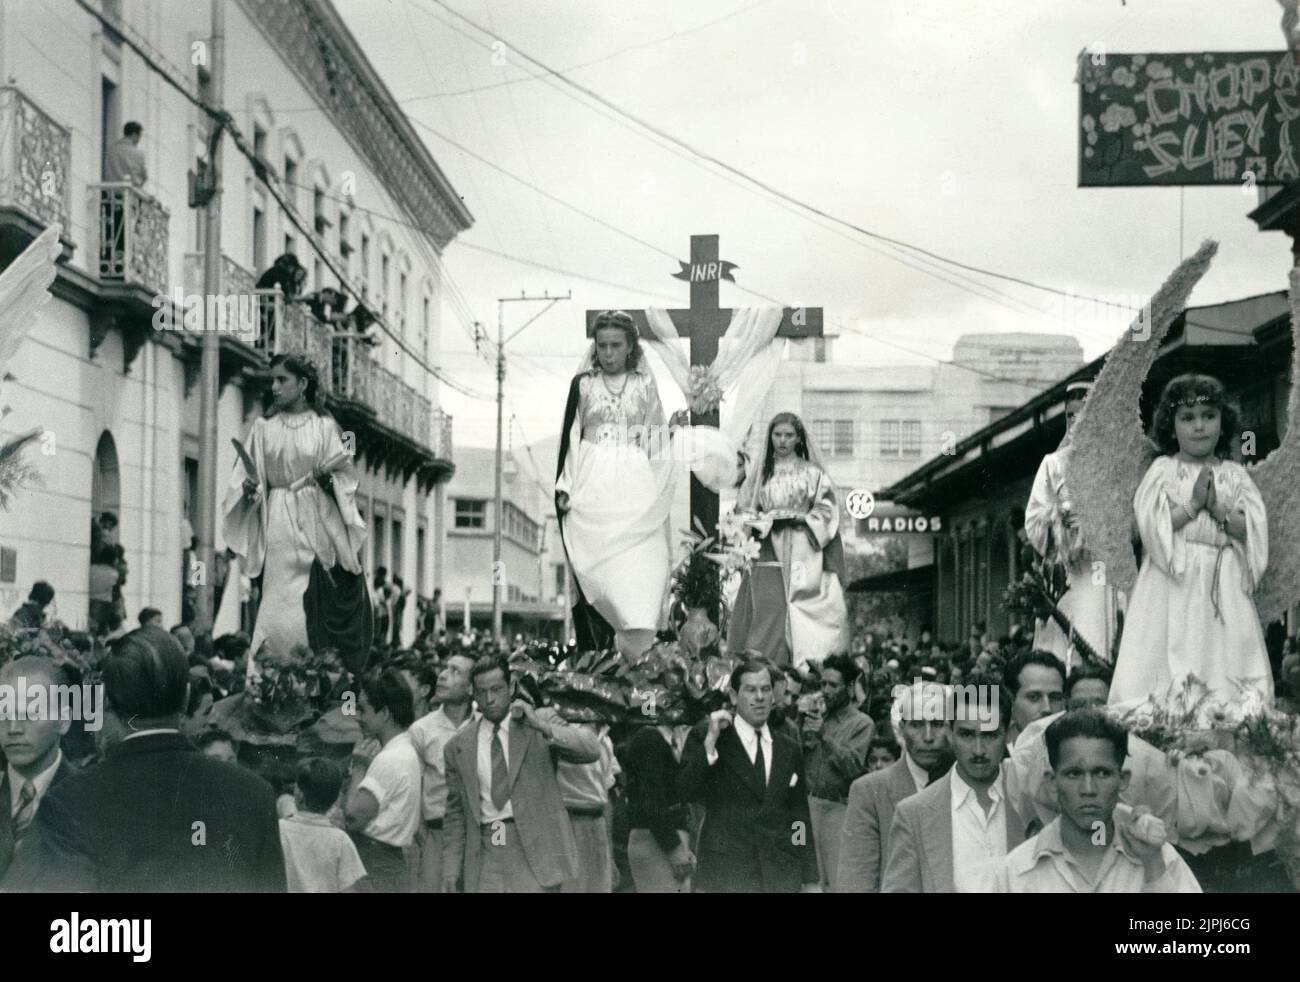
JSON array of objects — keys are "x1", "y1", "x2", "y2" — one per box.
[
  {"x1": 180, "y1": 254, "x2": 449, "y2": 458},
  {"x1": 0, "y1": 86, "x2": 71, "y2": 232},
  {"x1": 91, "y1": 182, "x2": 169, "y2": 296}
]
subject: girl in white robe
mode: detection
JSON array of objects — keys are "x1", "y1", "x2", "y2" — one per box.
[
  {"x1": 556, "y1": 311, "x2": 686, "y2": 658},
  {"x1": 1109, "y1": 374, "x2": 1273, "y2": 716},
  {"x1": 222, "y1": 354, "x2": 367, "y2": 663},
  {"x1": 728, "y1": 413, "x2": 849, "y2": 669}
]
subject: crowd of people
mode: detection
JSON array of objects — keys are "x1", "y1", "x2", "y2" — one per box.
[{"x1": 5, "y1": 579, "x2": 1299, "y2": 893}]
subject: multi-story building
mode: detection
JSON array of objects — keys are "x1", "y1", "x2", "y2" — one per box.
[
  {"x1": 0, "y1": 0, "x2": 469, "y2": 640},
  {"x1": 443, "y1": 446, "x2": 565, "y2": 638},
  {"x1": 759, "y1": 331, "x2": 1083, "y2": 548}
]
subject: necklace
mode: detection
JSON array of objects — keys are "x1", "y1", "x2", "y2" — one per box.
[
  {"x1": 601, "y1": 372, "x2": 629, "y2": 397},
  {"x1": 279, "y1": 408, "x2": 313, "y2": 430}
]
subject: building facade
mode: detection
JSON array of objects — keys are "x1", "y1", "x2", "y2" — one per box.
[
  {"x1": 760, "y1": 331, "x2": 1083, "y2": 549},
  {"x1": 0, "y1": 0, "x2": 469, "y2": 640},
  {"x1": 443, "y1": 446, "x2": 565, "y2": 638}
]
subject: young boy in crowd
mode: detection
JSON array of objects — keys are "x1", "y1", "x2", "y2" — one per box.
[
  {"x1": 195, "y1": 728, "x2": 238, "y2": 764},
  {"x1": 866, "y1": 736, "x2": 901, "y2": 773},
  {"x1": 279, "y1": 757, "x2": 367, "y2": 893}
]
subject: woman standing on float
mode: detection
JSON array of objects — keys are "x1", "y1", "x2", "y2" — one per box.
[
  {"x1": 556, "y1": 311, "x2": 688, "y2": 658},
  {"x1": 222, "y1": 353, "x2": 367, "y2": 661}
]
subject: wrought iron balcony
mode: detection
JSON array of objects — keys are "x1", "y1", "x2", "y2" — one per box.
[
  {"x1": 91, "y1": 182, "x2": 169, "y2": 296},
  {"x1": 181, "y1": 252, "x2": 332, "y2": 390},
  {"x1": 0, "y1": 86, "x2": 71, "y2": 234}
]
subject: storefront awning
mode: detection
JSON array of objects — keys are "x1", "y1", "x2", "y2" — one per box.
[{"x1": 846, "y1": 564, "x2": 933, "y2": 594}]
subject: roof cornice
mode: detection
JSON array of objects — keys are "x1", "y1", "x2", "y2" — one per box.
[{"x1": 237, "y1": 0, "x2": 473, "y2": 249}]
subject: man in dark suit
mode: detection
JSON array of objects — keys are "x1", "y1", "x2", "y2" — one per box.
[
  {"x1": 442, "y1": 655, "x2": 601, "y2": 893},
  {"x1": 883, "y1": 682, "x2": 1026, "y2": 892},
  {"x1": 838, "y1": 679, "x2": 951, "y2": 892},
  {"x1": 0, "y1": 657, "x2": 78, "y2": 882},
  {"x1": 11, "y1": 626, "x2": 285, "y2": 891},
  {"x1": 679, "y1": 658, "x2": 817, "y2": 893}
]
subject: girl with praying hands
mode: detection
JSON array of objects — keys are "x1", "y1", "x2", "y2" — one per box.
[{"x1": 1108, "y1": 374, "x2": 1272, "y2": 715}]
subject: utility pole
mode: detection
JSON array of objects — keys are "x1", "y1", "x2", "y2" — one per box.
[
  {"x1": 194, "y1": 0, "x2": 225, "y2": 640},
  {"x1": 493, "y1": 290, "x2": 570, "y2": 646}
]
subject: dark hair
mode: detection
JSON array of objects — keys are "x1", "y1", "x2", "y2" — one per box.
[
  {"x1": 951, "y1": 672, "x2": 1012, "y2": 733},
  {"x1": 589, "y1": 310, "x2": 643, "y2": 373},
  {"x1": 729, "y1": 658, "x2": 773, "y2": 692},
  {"x1": 1004, "y1": 649, "x2": 1066, "y2": 696},
  {"x1": 186, "y1": 673, "x2": 213, "y2": 716},
  {"x1": 360, "y1": 669, "x2": 415, "y2": 729},
  {"x1": 99, "y1": 512, "x2": 119, "y2": 529},
  {"x1": 296, "y1": 757, "x2": 345, "y2": 813},
  {"x1": 470, "y1": 655, "x2": 511, "y2": 689},
  {"x1": 138, "y1": 607, "x2": 163, "y2": 626},
  {"x1": 1045, "y1": 708, "x2": 1128, "y2": 770},
  {"x1": 195, "y1": 727, "x2": 236, "y2": 753},
  {"x1": 27, "y1": 580, "x2": 54, "y2": 606},
  {"x1": 104, "y1": 626, "x2": 190, "y2": 719},
  {"x1": 821, "y1": 653, "x2": 860, "y2": 688},
  {"x1": 123, "y1": 121, "x2": 143, "y2": 138},
  {"x1": 867, "y1": 735, "x2": 901, "y2": 761},
  {"x1": 266, "y1": 353, "x2": 327, "y2": 415},
  {"x1": 1149, "y1": 373, "x2": 1239, "y2": 458},
  {"x1": 761, "y1": 412, "x2": 812, "y2": 484},
  {"x1": 393, "y1": 653, "x2": 437, "y2": 692},
  {"x1": 1065, "y1": 662, "x2": 1114, "y2": 699}
]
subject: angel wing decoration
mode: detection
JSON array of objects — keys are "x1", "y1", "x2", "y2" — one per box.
[
  {"x1": 0, "y1": 223, "x2": 62, "y2": 509},
  {"x1": 0, "y1": 224, "x2": 62, "y2": 408},
  {"x1": 1066, "y1": 239, "x2": 1218, "y2": 598},
  {"x1": 1243, "y1": 265, "x2": 1300, "y2": 623}
]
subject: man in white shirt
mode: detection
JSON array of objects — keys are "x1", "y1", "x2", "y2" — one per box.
[
  {"x1": 407, "y1": 652, "x2": 478, "y2": 892},
  {"x1": 838, "y1": 679, "x2": 951, "y2": 892},
  {"x1": 105, "y1": 122, "x2": 147, "y2": 187},
  {"x1": 344, "y1": 669, "x2": 421, "y2": 892},
  {"x1": 0, "y1": 657, "x2": 77, "y2": 882},
  {"x1": 883, "y1": 682, "x2": 1026, "y2": 892},
  {"x1": 994, "y1": 709, "x2": 1201, "y2": 893}
]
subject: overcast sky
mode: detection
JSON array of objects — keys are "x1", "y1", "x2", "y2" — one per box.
[{"x1": 338, "y1": 0, "x2": 1298, "y2": 453}]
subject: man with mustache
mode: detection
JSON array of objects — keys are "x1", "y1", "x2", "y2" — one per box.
[
  {"x1": 837, "y1": 680, "x2": 951, "y2": 892},
  {"x1": 882, "y1": 681, "x2": 1024, "y2": 892}
]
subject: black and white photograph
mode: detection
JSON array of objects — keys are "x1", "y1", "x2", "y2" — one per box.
[{"x1": 0, "y1": 0, "x2": 1296, "y2": 962}]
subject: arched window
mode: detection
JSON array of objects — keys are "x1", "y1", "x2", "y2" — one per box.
[{"x1": 92, "y1": 431, "x2": 121, "y2": 523}]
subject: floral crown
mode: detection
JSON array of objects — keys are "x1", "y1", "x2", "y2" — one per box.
[{"x1": 1177, "y1": 393, "x2": 1215, "y2": 407}]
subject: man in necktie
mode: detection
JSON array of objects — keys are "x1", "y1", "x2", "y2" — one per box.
[
  {"x1": 679, "y1": 658, "x2": 818, "y2": 893},
  {"x1": 0, "y1": 657, "x2": 78, "y2": 883},
  {"x1": 442, "y1": 656, "x2": 601, "y2": 893}
]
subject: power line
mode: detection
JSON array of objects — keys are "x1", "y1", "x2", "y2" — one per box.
[
  {"x1": 417, "y1": 0, "x2": 1148, "y2": 316},
  {"x1": 272, "y1": 0, "x2": 779, "y2": 110}
]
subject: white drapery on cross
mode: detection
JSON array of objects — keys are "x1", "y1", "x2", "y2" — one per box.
[{"x1": 642, "y1": 306, "x2": 785, "y2": 491}]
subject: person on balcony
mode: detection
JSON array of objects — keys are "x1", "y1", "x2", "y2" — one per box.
[{"x1": 105, "y1": 122, "x2": 147, "y2": 188}]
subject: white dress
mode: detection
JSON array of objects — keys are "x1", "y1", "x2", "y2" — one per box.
[
  {"x1": 222, "y1": 411, "x2": 367, "y2": 659},
  {"x1": 1109, "y1": 456, "x2": 1273, "y2": 714},
  {"x1": 1024, "y1": 444, "x2": 1122, "y2": 669},
  {"x1": 556, "y1": 372, "x2": 674, "y2": 633}
]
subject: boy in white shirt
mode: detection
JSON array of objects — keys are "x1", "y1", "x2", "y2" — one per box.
[{"x1": 279, "y1": 757, "x2": 366, "y2": 893}]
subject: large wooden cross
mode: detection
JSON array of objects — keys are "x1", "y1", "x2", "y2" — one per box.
[{"x1": 586, "y1": 233, "x2": 823, "y2": 544}]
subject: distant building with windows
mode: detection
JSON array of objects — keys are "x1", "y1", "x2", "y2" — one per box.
[
  {"x1": 443, "y1": 447, "x2": 565, "y2": 638},
  {"x1": 759, "y1": 332, "x2": 1083, "y2": 549}
]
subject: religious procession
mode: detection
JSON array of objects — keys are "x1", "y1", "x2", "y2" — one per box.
[{"x1": 3, "y1": 0, "x2": 1300, "y2": 935}]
